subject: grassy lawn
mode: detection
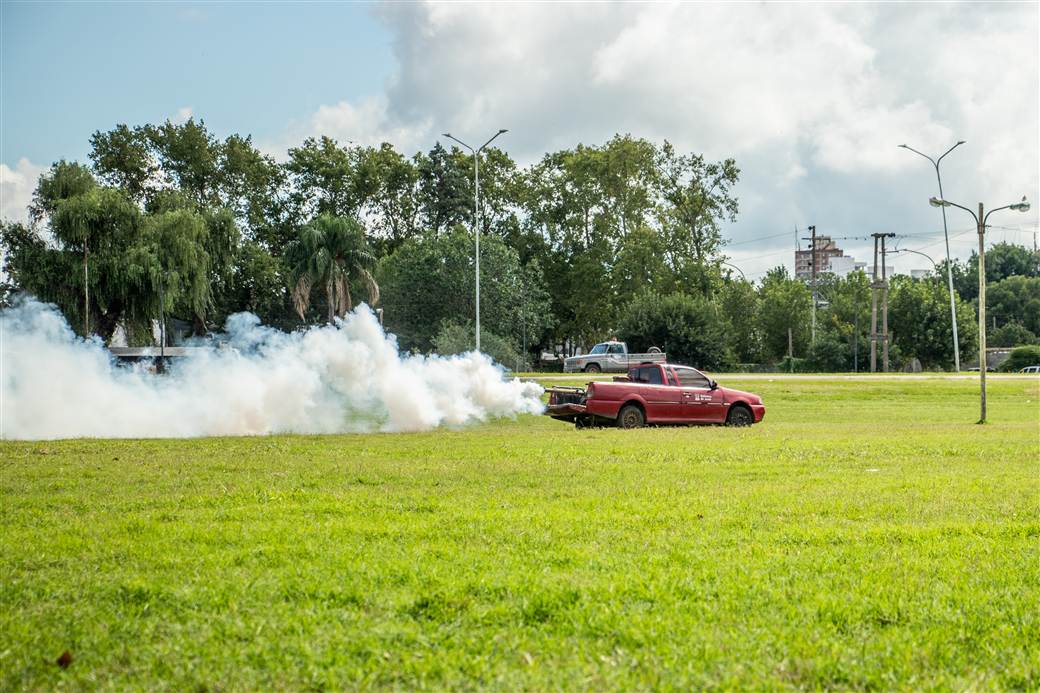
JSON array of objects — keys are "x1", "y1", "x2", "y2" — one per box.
[{"x1": 2, "y1": 377, "x2": 1038, "y2": 690}]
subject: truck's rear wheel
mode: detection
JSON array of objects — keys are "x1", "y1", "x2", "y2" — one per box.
[
  {"x1": 617, "y1": 404, "x2": 645, "y2": 429},
  {"x1": 584, "y1": 363, "x2": 601, "y2": 373}
]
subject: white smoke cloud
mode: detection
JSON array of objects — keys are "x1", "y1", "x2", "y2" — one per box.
[{"x1": 0, "y1": 298, "x2": 544, "y2": 440}]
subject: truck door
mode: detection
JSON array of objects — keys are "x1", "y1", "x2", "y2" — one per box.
[
  {"x1": 606, "y1": 343, "x2": 626, "y2": 371},
  {"x1": 632, "y1": 365, "x2": 682, "y2": 421},
  {"x1": 675, "y1": 367, "x2": 726, "y2": 423}
]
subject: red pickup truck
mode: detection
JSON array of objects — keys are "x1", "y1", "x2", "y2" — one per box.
[{"x1": 545, "y1": 363, "x2": 765, "y2": 428}]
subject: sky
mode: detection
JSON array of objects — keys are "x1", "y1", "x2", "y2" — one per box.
[{"x1": 2, "y1": 1, "x2": 1037, "y2": 279}]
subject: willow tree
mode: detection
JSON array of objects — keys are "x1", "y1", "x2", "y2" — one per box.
[
  {"x1": 135, "y1": 208, "x2": 213, "y2": 342},
  {"x1": 288, "y1": 214, "x2": 379, "y2": 324},
  {"x1": 26, "y1": 161, "x2": 143, "y2": 339}
]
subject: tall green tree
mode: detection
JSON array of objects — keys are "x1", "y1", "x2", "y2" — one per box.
[
  {"x1": 29, "y1": 162, "x2": 143, "y2": 339},
  {"x1": 756, "y1": 266, "x2": 812, "y2": 360},
  {"x1": 146, "y1": 119, "x2": 222, "y2": 206},
  {"x1": 718, "y1": 278, "x2": 761, "y2": 363},
  {"x1": 285, "y1": 136, "x2": 367, "y2": 221},
  {"x1": 362, "y1": 143, "x2": 421, "y2": 253},
  {"x1": 416, "y1": 143, "x2": 472, "y2": 235},
  {"x1": 987, "y1": 275, "x2": 1040, "y2": 335},
  {"x1": 377, "y1": 227, "x2": 552, "y2": 352},
  {"x1": 888, "y1": 275, "x2": 978, "y2": 369},
  {"x1": 89, "y1": 124, "x2": 156, "y2": 201},
  {"x1": 656, "y1": 141, "x2": 739, "y2": 295}
]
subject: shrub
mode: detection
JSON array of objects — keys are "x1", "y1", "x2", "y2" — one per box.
[
  {"x1": 998, "y1": 345, "x2": 1040, "y2": 372},
  {"x1": 990, "y1": 322, "x2": 1038, "y2": 348}
]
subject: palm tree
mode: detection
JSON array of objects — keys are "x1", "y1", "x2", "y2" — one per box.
[{"x1": 289, "y1": 214, "x2": 380, "y2": 323}]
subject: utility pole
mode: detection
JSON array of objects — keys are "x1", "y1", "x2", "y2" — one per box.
[
  {"x1": 787, "y1": 328, "x2": 793, "y2": 371},
  {"x1": 881, "y1": 233, "x2": 892, "y2": 372},
  {"x1": 853, "y1": 286, "x2": 861, "y2": 373},
  {"x1": 809, "y1": 225, "x2": 817, "y2": 346},
  {"x1": 870, "y1": 235, "x2": 879, "y2": 373},
  {"x1": 977, "y1": 203, "x2": 987, "y2": 423},
  {"x1": 854, "y1": 307, "x2": 859, "y2": 373},
  {"x1": 869, "y1": 233, "x2": 896, "y2": 372}
]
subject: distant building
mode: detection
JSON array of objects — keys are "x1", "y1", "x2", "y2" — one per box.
[
  {"x1": 795, "y1": 236, "x2": 863, "y2": 279},
  {"x1": 865, "y1": 266, "x2": 931, "y2": 279}
]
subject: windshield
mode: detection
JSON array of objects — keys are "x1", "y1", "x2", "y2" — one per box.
[
  {"x1": 589, "y1": 344, "x2": 607, "y2": 355},
  {"x1": 674, "y1": 367, "x2": 711, "y2": 388}
]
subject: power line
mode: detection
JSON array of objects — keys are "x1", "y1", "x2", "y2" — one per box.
[{"x1": 723, "y1": 228, "x2": 794, "y2": 245}]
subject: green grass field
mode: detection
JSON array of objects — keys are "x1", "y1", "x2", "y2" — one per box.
[{"x1": 2, "y1": 377, "x2": 1038, "y2": 691}]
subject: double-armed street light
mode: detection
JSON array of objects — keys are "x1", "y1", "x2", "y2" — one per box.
[
  {"x1": 899, "y1": 141, "x2": 965, "y2": 371},
  {"x1": 442, "y1": 129, "x2": 509, "y2": 353},
  {"x1": 928, "y1": 194, "x2": 1031, "y2": 423}
]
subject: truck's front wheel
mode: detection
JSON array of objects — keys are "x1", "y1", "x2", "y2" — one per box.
[
  {"x1": 617, "y1": 404, "x2": 645, "y2": 429},
  {"x1": 584, "y1": 363, "x2": 601, "y2": 373}
]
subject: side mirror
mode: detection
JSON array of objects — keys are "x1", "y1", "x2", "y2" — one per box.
[{"x1": 709, "y1": 380, "x2": 718, "y2": 390}]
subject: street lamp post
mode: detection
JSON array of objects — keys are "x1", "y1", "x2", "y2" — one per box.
[
  {"x1": 928, "y1": 195, "x2": 1030, "y2": 423},
  {"x1": 721, "y1": 261, "x2": 746, "y2": 281},
  {"x1": 442, "y1": 129, "x2": 508, "y2": 353},
  {"x1": 899, "y1": 141, "x2": 965, "y2": 372},
  {"x1": 892, "y1": 245, "x2": 937, "y2": 269}
]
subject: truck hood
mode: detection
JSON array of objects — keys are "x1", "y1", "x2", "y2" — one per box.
[{"x1": 720, "y1": 387, "x2": 762, "y2": 404}]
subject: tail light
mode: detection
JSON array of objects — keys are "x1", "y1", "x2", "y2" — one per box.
[{"x1": 586, "y1": 383, "x2": 596, "y2": 399}]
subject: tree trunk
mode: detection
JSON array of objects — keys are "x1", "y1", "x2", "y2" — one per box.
[
  {"x1": 83, "y1": 240, "x2": 90, "y2": 336},
  {"x1": 326, "y1": 275, "x2": 335, "y2": 324}
]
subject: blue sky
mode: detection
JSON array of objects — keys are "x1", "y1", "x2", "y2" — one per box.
[
  {"x1": 2, "y1": 2, "x2": 1037, "y2": 277},
  {"x1": 2, "y1": 1, "x2": 392, "y2": 163}
]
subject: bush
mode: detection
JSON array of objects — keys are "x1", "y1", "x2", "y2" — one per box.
[
  {"x1": 777, "y1": 356, "x2": 810, "y2": 373},
  {"x1": 806, "y1": 334, "x2": 850, "y2": 372},
  {"x1": 432, "y1": 321, "x2": 527, "y2": 371},
  {"x1": 990, "y1": 322, "x2": 1038, "y2": 348},
  {"x1": 998, "y1": 345, "x2": 1040, "y2": 372}
]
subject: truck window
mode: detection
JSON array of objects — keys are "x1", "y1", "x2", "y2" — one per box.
[
  {"x1": 589, "y1": 344, "x2": 607, "y2": 355},
  {"x1": 608, "y1": 344, "x2": 624, "y2": 354},
  {"x1": 634, "y1": 366, "x2": 663, "y2": 384},
  {"x1": 675, "y1": 367, "x2": 710, "y2": 388}
]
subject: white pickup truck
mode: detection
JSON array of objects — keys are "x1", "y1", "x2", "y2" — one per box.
[{"x1": 563, "y1": 341, "x2": 666, "y2": 373}]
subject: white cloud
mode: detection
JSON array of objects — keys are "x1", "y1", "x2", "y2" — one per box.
[
  {"x1": 172, "y1": 106, "x2": 193, "y2": 124},
  {"x1": 261, "y1": 96, "x2": 431, "y2": 161},
  {"x1": 312, "y1": 2, "x2": 1033, "y2": 278},
  {"x1": 0, "y1": 158, "x2": 46, "y2": 224}
]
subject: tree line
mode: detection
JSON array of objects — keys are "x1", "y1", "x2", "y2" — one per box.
[{"x1": 2, "y1": 118, "x2": 1038, "y2": 371}]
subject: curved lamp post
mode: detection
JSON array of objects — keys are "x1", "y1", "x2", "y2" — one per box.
[
  {"x1": 721, "y1": 261, "x2": 746, "y2": 281},
  {"x1": 892, "y1": 244, "x2": 937, "y2": 270},
  {"x1": 899, "y1": 141, "x2": 965, "y2": 371},
  {"x1": 442, "y1": 129, "x2": 508, "y2": 352},
  {"x1": 929, "y1": 195, "x2": 1030, "y2": 423}
]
